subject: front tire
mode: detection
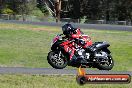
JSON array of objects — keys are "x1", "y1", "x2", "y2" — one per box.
[{"x1": 47, "y1": 51, "x2": 68, "y2": 69}]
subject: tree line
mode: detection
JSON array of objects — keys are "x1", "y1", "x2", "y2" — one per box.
[
  {"x1": 61, "y1": 0, "x2": 132, "y2": 22},
  {"x1": 0, "y1": 0, "x2": 132, "y2": 22},
  {"x1": 0, "y1": 0, "x2": 48, "y2": 21}
]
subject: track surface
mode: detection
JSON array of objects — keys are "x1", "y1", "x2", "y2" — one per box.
[
  {"x1": 0, "y1": 20, "x2": 132, "y2": 31},
  {"x1": 0, "y1": 67, "x2": 132, "y2": 75}
]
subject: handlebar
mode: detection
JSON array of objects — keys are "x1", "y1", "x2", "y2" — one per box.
[{"x1": 70, "y1": 39, "x2": 75, "y2": 43}]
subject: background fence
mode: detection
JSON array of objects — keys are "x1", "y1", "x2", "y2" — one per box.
[{"x1": 0, "y1": 14, "x2": 132, "y2": 26}]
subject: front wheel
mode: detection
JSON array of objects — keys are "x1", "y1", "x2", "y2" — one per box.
[
  {"x1": 96, "y1": 52, "x2": 114, "y2": 70},
  {"x1": 47, "y1": 51, "x2": 68, "y2": 69}
]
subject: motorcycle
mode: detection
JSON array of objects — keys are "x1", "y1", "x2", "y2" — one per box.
[{"x1": 47, "y1": 31, "x2": 114, "y2": 70}]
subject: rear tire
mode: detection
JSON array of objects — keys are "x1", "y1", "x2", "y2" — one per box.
[
  {"x1": 97, "y1": 54, "x2": 114, "y2": 70},
  {"x1": 47, "y1": 51, "x2": 68, "y2": 69}
]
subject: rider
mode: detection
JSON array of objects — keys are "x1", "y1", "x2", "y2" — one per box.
[{"x1": 61, "y1": 23, "x2": 93, "y2": 64}]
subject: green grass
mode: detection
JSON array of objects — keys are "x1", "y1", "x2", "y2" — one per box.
[
  {"x1": 0, "y1": 23, "x2": 132, "y2": 88},
  {"x1": 0, "y1": 75, "x2": 131, "y2": 88},
  {"x1": 0, "y1": 22, "x2": 132, "y2": 71}
]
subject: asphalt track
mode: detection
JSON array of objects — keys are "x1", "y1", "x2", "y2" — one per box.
[
  {"x1": 0, "y1": 20, "x2": 132, "y2": 75},
  {"x1": 0, "y1": 67, "x2": 132, "y2": 76},
  {"x1": 0, "y1": 20, "x2": 132, "y2": 31}
]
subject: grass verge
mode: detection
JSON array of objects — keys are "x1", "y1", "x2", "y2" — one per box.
[
  {"x1": 0, "y1": 75, "x2": 131, "y2": 88},
  {"x1": 0, "y1": 22, "x2": 132, "y2": 71}
]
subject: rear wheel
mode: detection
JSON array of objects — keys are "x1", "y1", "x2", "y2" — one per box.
[
  {"x1": 96, "y1": 51, "x2": 114, "y2": 70},
  {"x1": 47, "y1": 51, "x2": 68, "y2": 69}
]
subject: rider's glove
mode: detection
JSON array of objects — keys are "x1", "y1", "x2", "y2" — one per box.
[{"x1": 79, "y1": 39, "x2": 85, "y2": 46}]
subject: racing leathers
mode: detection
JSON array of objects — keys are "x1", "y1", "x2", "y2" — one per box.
[{"x1": 61, "y1": 28, "x2": 85, "y2": 61}]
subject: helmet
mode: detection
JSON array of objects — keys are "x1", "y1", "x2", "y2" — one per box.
[{"x1": 62, "y1": 23, "x2": 74, "y2": 35}]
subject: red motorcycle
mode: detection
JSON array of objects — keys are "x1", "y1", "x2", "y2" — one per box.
[{"x1": 47, "y1": 30, "x2": 114, "y2": 70}]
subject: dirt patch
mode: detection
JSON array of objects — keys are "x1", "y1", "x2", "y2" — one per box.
[
  {"x1": 32, "y1": 27, "x2": 60, "y2": 32},
  {"x1": 32, "y1": 28, "x2": 52, "y2": 31},
  {"x1": 0, "y1": 23, "x2": 61, "y2": 32}
]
